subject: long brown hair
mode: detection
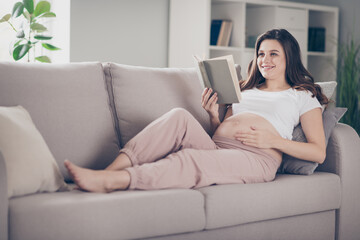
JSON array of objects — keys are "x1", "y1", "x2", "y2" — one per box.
[{"x1": 241, "y1": 29, "x2": 328, "y2": 105}]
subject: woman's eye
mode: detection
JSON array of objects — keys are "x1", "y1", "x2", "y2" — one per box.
[
  {"x1": 271, "y1": 53, "x2": 278, "y2": 56},
  {"x1": 258, "y1": 53, "x2": 264, "y2": 57}
]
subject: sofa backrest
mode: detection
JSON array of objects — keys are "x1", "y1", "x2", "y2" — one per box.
[
  {"x1": 0, "y1": 61, "x2": 242, "y2": 181},
  {"x1": 103, "y1": 63, "x2": 242, "y2": 147},
  {"x1": 0, "y1": 62, "x2": 120, "y2": 181}
]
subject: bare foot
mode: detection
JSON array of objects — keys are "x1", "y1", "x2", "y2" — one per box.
[{"x1": 64, "y1": 160, "x2": 130, "y2": 193}]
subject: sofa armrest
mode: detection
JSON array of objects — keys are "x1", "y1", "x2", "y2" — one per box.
[
  {"x1": 0, "y1": 151, "x2": 8, "y2": 240},
  {"x1": 317, "y1": 123, "x2": 360, "y2": 240}
]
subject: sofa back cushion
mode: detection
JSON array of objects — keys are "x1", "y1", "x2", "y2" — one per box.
[
  {"x1": 0, "y1": 62, "x2": 120, "y2": 181},
  {"x1": 104, "y1": 63, "x2": 242, "y2": 146}
]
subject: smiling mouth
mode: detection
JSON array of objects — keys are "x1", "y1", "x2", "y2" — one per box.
[{"x1": 262, "y1": 66, "x2": 275, "y2": 70}]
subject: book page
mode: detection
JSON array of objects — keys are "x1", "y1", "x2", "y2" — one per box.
[
  {"x1": 203, "y1": 59, "x2": 240, "y2": 104},
  {"x1": 212, "y1": 55, "x2": 241, "y2": 101}
]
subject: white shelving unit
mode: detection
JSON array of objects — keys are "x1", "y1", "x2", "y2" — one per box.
[{"x1": 168, "y1": 0, "x2": 339, "y2": 82}]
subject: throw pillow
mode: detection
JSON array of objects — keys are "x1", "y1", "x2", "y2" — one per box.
[
  {"x1": 0, "y1": 106, "x2": 67, "y2": 198},
  {"x1": 316, "y1": 81, "x2": 337, "y2": 102},
  {"x1": 278, "y1": 107, "x2": 347, "y2": 175},
  {"x1": 278, "y1": 81, "x2": 339, "y2": 175}
]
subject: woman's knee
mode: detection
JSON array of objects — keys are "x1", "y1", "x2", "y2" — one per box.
[
  {"x1": 170, "y1": 107, "x2": 190, "y2": 115},
  {"x1": 168, "y1": 108, "x2": 193, "y2": 121}
]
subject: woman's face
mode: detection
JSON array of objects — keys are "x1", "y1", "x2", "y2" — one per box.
[{"x1": 257, "y1": 39, "x2": 286, "y2": 82}]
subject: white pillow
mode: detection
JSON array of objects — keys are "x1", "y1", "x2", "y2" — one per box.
[
  {"x1": 316, "y1": 81, "x2": 337, "y2": 98},
  {"x1": 0, "y1": 106, "x2": 67, "y2": 198}
]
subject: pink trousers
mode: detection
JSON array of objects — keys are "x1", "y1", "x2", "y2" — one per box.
[{"x1": 121, "y1": 108, "x2": 280, "y2": 190}]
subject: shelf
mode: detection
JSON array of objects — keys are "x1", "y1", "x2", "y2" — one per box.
[
  {"x1": 244, "y1": 47, "x2": 255, "y2": 52},
  {"x1": 210, "y1": 47, "x2": 335, "y2": 58},
  {"x1": 169, "y1": 0, "x2": 338, "y2": 83},
  {"x1": 209, "y1": 46, "x2": 243, "y2": 51},
  {"x1": 307, "y1": 51, "x2": 335, "y2": 57}
]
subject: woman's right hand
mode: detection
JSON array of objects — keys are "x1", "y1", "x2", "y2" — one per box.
[{"x1": 201, "y1": 88, "x2": 219, "y2": 119}]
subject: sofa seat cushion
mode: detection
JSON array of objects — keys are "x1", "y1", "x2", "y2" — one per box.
[
  {"x1": 198, "y1": 172, "x2": 341, "y2": 230},
  {"x1": 0, "y1": 62, "x2": 120, "y2": 181},
  {"x1": 9, "y1": 189, "x2": 205, "y2": 240}
]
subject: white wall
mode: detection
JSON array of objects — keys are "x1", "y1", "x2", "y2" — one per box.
[
  {"x1": 70, "y1": 0, "x2": 169, "y2": 67},
  {"x1": 51, "y1": 0, "x2": 71, "y2": 63},
  {"x1": 70, "y1": 0, "x2": 357, "y2": 67},
  {"x1": 1, "y1": 0, "x2": 358, "y2": 66}
]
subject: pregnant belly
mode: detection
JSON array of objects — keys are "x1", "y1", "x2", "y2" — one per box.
[{"x1": 214, "y1": 113, "x2": 282, "y2": 161}]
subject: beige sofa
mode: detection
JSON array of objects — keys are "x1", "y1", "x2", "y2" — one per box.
[{"x1": 0, "y1": 62, "x2": 359, "y2": 240}]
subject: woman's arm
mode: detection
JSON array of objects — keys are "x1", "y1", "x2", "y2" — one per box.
[
  {"x1": 235, "y1": 108, "x2": 326, "y2": 163},
  {"x1": 274, "y1": 108, "x2": 326, "y2": 163},
  {"x1": 201, "y1": 88, "x2": 232, "y2": 135}
]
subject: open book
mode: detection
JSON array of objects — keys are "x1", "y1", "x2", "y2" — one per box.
[{"x1": 193, "y1": 55, "x2": 241, "y2": 104}]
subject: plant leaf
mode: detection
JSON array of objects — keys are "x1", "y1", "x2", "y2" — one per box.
[
  {"x1": 13, "y1": 44, "x2": 31, "y2": 60},
  {"x1": 13, "y1": 39, "x2": 24, "y2": 48},
  {"x1": 0, "y1": 14, "x2": 11, "y2": 23},
  {"x1": 12, "y1": 2, "x2": 24, "y2": 18},
  {"x1": 36, "y1": 12, "x2": 56, "y2": 18},
  {"x1": 23, "y1": 0, "x2": 34, "y2": 14},
  {"x1": 31, "y1": 22, "x2": 47, "y2": 32},
  {"x1": 42, "y1": 43, "x2": 60, "y2": 50},
  {"x1": 337, "y1": 35, "x2": 360, "y2": 134},
  {"x1": 34, "y1": 1, "x2": 50, "y2": 17},
  {"x1": 23, "y1": 11, "x2": 31, "y2": 21},
  {"x1": 16, "y1": 30, "x2": 25, "y2": 38},
  {"x1": 35, "y1": 55, "x2": 51, "y2": 63},
  {"x1": 34, "y1": 35, "x2": 52, "y2": 40}
]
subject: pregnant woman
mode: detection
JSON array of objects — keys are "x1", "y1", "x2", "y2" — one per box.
[{"x1": 64, "y1": 29, "x2": 328, "y2": 193}]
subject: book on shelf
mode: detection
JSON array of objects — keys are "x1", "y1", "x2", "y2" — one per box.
[
  {"x1": 193, "y1": 55, "x2": 241, "y2": 104},
  {"x1": 308, "y1": 27, "x2": 325, "y2": 52},
  {"x1": 210, "y1": 20, "x2": 222, "y2": 45},
  {"x1": 210, "y1": 20, "x2": 233, "y2": 47}
]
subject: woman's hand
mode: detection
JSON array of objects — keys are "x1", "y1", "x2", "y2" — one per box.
[
  {"x1": 234, "y1": 126, "x2": 277, "y2": 149},
  {"x1": 201, "y1": 88, "x2": 219, "y2": 119}
]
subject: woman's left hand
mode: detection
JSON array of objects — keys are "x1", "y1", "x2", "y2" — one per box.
[{"x1": 234, "y1": 126, "x2": 276, "y2": 149}]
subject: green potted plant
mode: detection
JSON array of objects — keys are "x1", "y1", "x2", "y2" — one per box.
[
  {"x1": 337, "y1": 35, "x2": 360, "y2": 134},
  {"x1": 0, "y1": 0, "x2": 60, "y2": 63}
]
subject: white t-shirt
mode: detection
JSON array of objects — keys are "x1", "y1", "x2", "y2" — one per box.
[{"x1": 232, "y1": 87, "x2": 321, "y2": 140}]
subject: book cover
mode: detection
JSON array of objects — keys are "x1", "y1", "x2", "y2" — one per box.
[
  {"x1": 308, "y1": 27, "x2": 325, "y2": 52},
  {"x1": 217, "y1": 21, "x2": 233, "y2": 46},
  {"x1": 210, "y1": 20, "x2": 233, "y2": 46},
  {"x1": 210, "y1": 20, "x2": 222, "y2": 46},
  {"x1": 194, "y1": 55, "x2": 241, "y2": 104}
]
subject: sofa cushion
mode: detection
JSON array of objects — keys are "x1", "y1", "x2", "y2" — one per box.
[
  {"x1": 278, "y1": 107, "x2": 347, "y2": 175},
  {"x1": 104, "y1": 63, "x2": 213, "y2": 146},
  {"x1": 0, "y1": 62, "x2": 120, "y2": 181},
  {"x1": 198, "y1": 172, "x2": 341, "y2": 230},
  {"x1": 0, "y1": 106, "x2": 67, "y2": 197},
  {"x1": 317, "y1": 81, "x2": 337, "y2": 103},
  {"x1": 279, "y1": 81, "x2": 339, "y2": 175},
  {"x1": 9, "y1": 189, "x2": 205, "y2": 240}
]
